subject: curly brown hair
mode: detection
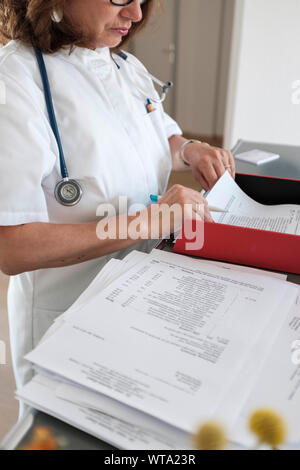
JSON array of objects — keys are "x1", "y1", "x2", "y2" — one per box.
[{"x1": 0, "y1": 0, "x2": 155, "y2": 54}]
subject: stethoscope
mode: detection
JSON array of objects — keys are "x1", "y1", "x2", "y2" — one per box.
[{"x1": 34, "y1": 48, "x2": 173, "y2": 207}]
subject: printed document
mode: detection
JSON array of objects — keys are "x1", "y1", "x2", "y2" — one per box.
[
  {"x1": 25, "y1": 250, "x2": 298, "y2": 433},
  {"x1": 206, "y1": 172, "x2": 300, "y2": 235},
  {"x1": 17, "y1": 374, "x2": 190, "y2": 450},
  {"x1": 231, "y1": 288, "x2": 300, "y2": 446}
]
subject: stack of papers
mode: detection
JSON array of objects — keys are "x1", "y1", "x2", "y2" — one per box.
[{"x1": 17, "y1": 249, "x2": 300, "y2": 450}]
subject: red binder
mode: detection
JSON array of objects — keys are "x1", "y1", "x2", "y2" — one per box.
[{"x1": 173, "y1": 173, "x2": 300, "y2": 274}]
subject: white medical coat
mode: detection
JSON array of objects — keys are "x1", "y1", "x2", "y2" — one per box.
[{"x1": 0, "y1": 40, "x2": 182, "y2": 390}]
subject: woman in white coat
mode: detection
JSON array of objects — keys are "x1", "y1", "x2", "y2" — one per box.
[{"x1": 0, "y1": 0, "x2": 235, "y2": 401}]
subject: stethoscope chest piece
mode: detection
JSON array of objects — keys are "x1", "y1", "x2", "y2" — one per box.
[
  {"x1": 55, "y1": 179, "x2": 83, "y2": 206},
  {"x1": 35, "y1": 47, "x2": 174, "y2": 208},
  {"x1": 34, "y1": 48, "x2": 83, "y2": 208}
]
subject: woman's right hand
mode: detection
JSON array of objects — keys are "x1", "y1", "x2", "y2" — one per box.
[{"x1": 147, "y1": 184, "x2": 214, "y2": 239}]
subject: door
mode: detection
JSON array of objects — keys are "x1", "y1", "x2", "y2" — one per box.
[
  {"x1": 129, "y1": 0, "x2": 179, "y2": 116},
  {"x1": 130, "y1": 0, "x2": 235, "y2": 141}
]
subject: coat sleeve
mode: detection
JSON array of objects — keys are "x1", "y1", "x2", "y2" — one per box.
[
  {"x1": 0, "y1": 71, "x2": 57, "y2": 226},
  {"x1": 162, "y1": 111, "x2": 183, "y2": 139}
]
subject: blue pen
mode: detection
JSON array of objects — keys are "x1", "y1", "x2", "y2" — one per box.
[
  {"x1": 150, "y1": 194, "x2": 228, "y2": 213},
  {"x1": 150, "y1": 194, "x2": 160, "y2": 203}
]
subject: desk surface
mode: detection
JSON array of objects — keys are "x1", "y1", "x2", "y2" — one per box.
[
  {"x1": 2, "y1": 139, "x2": 300, "y2": 450},
  {"x1": 232, "y1": 139, "x2": 300, "y2": 179}
]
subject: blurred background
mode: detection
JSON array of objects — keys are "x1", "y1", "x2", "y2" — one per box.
[
  {"x1": 129, "y1": 0, "x2": 300, "y2": 187},
  {"x1": 1, "y1": 0, "x2": 300, "y2": 440},
  {"x1": 131, "y1": 0, "x2": 300, "y2": 148}
]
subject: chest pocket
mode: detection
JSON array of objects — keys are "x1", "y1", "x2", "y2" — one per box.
[{"x1": 142, "y1": 107, "x2": 167, "y2": 149}]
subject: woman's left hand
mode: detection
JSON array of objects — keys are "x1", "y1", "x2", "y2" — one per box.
[{"x1": 185, "y1": 142, "x2": 236, "y2": 191}]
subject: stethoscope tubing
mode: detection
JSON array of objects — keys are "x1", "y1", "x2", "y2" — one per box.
[
  {"x1": 34, "y1": 48, "x2": 69, "y2": 180},
  {"x1": 34, "y1": 47, "x2": 173, "y2": 205},
  {"x1": 114, "y1": 51, "x2": 173, "y2": 103}
]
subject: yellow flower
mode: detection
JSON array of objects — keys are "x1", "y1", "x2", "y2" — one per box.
[
  {"x1": 249, "y1": 409, "x2": 286, "y2": 449},
  {"x1": 193, "y1": 422, "x2": 227, "y2": 450}
]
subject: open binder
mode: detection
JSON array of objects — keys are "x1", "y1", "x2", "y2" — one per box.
[{"x1": 174, "y1": 173, "x2": 300, "y2": 274}]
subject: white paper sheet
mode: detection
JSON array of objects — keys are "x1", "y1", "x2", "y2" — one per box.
[
  {"x1": 62, "y1": 252, "x2": 149, "y2": 319},
  {"x1": 39, "y1": 250, "x2": 287, "y2": 357},
  {"x1": 206, "y1": 172, "x2": 300, "y2": 235},
  {"x1": 53, "y1": 289, "x2": 294, "y2": 442},
  {"x1": 41, "y1": 252, "x2": 150, "y2": 344},
  {"x1": 25, "y1": 250, "x2": 298, "y2": 433},
  {"x1": 17, "y1": 374, "x2": 190, "y2": 450},
  {"x1": 235, "y1": 150, "x2": 280, "y2": 166},
  {"x1": 153, "y1": 249, "x2": 287, "y2": 281},
  {"x1": 231, "y1": 288, "x2": 300, "y2": 446},
  {"x1": 215, "y1": 289, "x2": 296, "y2": 430}
]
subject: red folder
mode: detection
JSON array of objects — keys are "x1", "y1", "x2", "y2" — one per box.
[{"x1": 173, "y1": 173, "x2": 300, "y2": 274}]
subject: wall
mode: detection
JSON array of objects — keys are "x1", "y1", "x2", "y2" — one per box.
[
  {"x1": 132, "y1": 0, "x2": 234, "y2": 140},
  {"x1": 225, "y1": 0, "x2": 300, "y2": 148},
  {"x1": 175, "y1": 0, "x2": 224, "y2": 136},
  {"x1": 129, "y1": 0, "x2": 178, "y2": 116}
]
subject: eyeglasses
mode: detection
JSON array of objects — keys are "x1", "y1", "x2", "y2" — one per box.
[{"x1": 110, "y1": 0, "x2": 147, "y2": 6}]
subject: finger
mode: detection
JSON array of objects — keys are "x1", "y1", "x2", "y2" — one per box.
[
  {"x1": 166, "y1": 184, "x2": 185, "y2": 196},
  {"x1": 201, "y1": 163, "x2": 219, "y2": 189},
  {"x1": 194, "y1": 203, "x2": 214, "y2": 223},
  {"x1": 194, "y1": 208, "x2": 214, "y2": 223},
  {"x1": 160, "y1": 184, "x2": 186, "y2": 204},
  {"x1": 204, "y1": 208, "x2": 214, "y2": 223},
  {"x1": 219, "y1": 150, "x2": 231, "y2": 170},
  {"x1": 192, "y1": 168, "x2": 210, "y2": 192},
  {"x1": 193, "y1": 166, "x2": 209, "y2": 191},
  {"x1": 213, "y1": 153, "x2": 226, "y2": 180},
  {"x1": 198, "y1": 174, "x2": 210, "y2": 192},
  {"x1": 221, "y1": 150, "x2": 235, "y2": 178},
  {"x1": 228, "y1": 152, "x2": 236, "y2": 179},
  {"x1": 186, "y1": 188, "x2": 208, "y2": 207},
  {"x1": 199, "y1": 150, "x2": 224, "y2": 180}
]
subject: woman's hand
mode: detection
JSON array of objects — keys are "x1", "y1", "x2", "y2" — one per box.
[
  {"x1": 184, "y1": 142, "x2": 236, "y2": 191},
  {"x1": 146, "y1": 184, "x2": 214, "y2": 239}
]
